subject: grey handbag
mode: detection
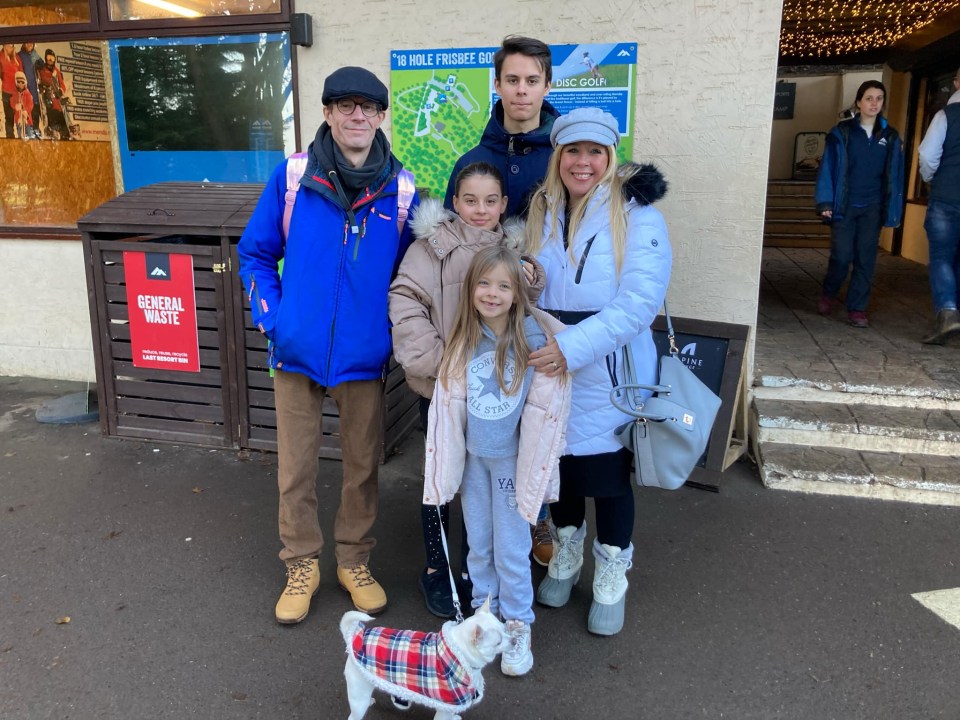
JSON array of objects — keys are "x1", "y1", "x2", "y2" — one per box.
[{"x1": 610, "y1": 302, "x2": 722, "y2": 490}]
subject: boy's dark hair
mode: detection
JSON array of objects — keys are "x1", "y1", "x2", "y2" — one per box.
[
  {"x1": 494, "y1": 35, "x2": 552, "y2": 84},
  {"x1": 454, "y1": 161, "x2": 505, "y2": 196}
]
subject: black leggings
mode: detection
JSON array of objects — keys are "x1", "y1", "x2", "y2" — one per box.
[
  {"x1": 419, "y1": 397, "x2": 469, "y2": 572},
  {"x1": 420, "y1": 503, "x2": 469, "y2": 572},
  {"x1": 549, "y1": 450, "x2": 635, "y2": 549}
]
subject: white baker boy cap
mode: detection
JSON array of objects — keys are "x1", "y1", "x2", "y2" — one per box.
[{"x1": 550, "y1": 107, "x2": 620, "y2": 148}]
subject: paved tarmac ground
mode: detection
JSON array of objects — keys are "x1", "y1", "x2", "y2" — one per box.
[{"x1": 1, "y1": 376, "x2": 959, "y2": 720}]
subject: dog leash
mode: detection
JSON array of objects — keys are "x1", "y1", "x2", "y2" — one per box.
[{"x1": 436, "y1": 505, "x2": 465, "y2": 623}]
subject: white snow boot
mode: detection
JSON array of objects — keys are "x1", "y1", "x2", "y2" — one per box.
[
  {"x1": 536, "y1": 522, "x2": 586, "y2": 608},
  {"x1": 587, "y1": 540, "x2": 633, "y2": 636}
]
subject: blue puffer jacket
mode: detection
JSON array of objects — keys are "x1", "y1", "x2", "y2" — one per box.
[
  {"x1": 444, "y1": 99, "x2": 560, "y2": 218},
  {"x1": 814, "y1": 115, "x2": 904, "y2": 227},
  {"x1": 238, "y1": 148, "x2": 418, "y2": 387}
]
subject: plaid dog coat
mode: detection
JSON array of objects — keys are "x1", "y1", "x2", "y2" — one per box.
[{"x1": 349, "y1": 622, "x2": 480, "y2": 710}]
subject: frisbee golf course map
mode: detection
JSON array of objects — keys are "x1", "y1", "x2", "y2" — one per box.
[
  {"x1": 391, "y1": 65, "x2": 489, "y2": 198},
  {"x1": 391, "y1": 43, "x2": 638, "y2": 200}
]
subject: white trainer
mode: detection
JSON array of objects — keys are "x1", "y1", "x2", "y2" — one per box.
[{"x1": 500, "y1": 620, "x2": 533, "y2": 676}]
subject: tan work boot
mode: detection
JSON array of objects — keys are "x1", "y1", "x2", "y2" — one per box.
[
  {"x1": 337, "y1": 564, "x2": 387, "y2": 613},
  {"x1": 531, "y1": 518, "x2": 553, "y2": 567},
  {"x1": 275, "y1": 557, "x2": 320, "y2": 624}
]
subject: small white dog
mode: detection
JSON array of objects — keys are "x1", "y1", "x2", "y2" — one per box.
[{"x1": 340, "y1": 597, "x2": 511, "y2": 720}]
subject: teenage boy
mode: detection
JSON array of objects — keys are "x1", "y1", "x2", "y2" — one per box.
[{"x1": 444, "y1": 35, "x2": 559, "y2": 219}]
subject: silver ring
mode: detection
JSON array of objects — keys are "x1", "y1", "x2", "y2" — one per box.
[{"x1": 551, "y1": 361, "x2": 558, "y2": 369}]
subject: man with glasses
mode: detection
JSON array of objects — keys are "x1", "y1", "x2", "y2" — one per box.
[
  {"x1": 239, "y1": 66, "x2": 419, "y2": 624},
  {"x1": 919, "y1": 68, "x2": 960, "y2": 345}
]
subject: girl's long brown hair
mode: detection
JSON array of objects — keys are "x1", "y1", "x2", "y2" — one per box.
[{"x1": 438, "y1": 245, "x2": 536, "y2": 395}]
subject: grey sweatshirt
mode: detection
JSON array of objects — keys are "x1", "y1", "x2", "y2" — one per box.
[{"x1": 465, "y1": 315, "x2": 546, "y2": 458}]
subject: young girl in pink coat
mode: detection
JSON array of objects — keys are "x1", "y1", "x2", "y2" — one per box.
[{"x1": 423, "y1": 246, "x2": 570, "y2": 678}]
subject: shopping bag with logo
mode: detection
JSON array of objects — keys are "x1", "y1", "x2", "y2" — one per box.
[{"x1": 610, "y1": 302, "x2": 722, "y2": 490}]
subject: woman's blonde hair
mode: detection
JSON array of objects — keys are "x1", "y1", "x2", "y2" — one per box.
[
  {"x1": 438, "y1": 245, "x2": 536, "y2": 395},
  {"x1": 523, "y1": 144, "x2": 638, "y2": 275}
]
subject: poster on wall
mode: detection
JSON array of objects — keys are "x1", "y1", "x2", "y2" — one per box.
[
  {"x1": 1, "y1": 41, "x2": 110, "y2": 141},
  {"x1": 390, "y1": 43, "x2": 637, "y2": 199},
  {"x1": 792, "y1": 131, "x2": 826, "y2": 180},
  {"x1": 123, "y1": 252, "x2": 200, "y2": 373},
  {"x1": 773, "y1": 82, "x2": 796, "y2": 119}
]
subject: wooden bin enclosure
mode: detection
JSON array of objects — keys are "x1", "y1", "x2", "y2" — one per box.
[
  {"x1": 79, "y1": 182, "x2": 419, "y2": 460},
  {"x1": 231, "y1": 244, "x2": 420, "y2": 459}
]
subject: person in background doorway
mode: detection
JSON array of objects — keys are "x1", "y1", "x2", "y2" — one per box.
[
  {"x1": 814, "y1": 80, "x2": 904, "y2": 329},
  {"x1": 238, "y1": 66, "x2": 419, "y2": 625},
  {"x1": 0, "y1": 44, "x2": 24, "y2": 139},
  {"x1": 525, "y1": 108, "x2": 672, "y2": 636},
  {"x1": 917, "y1": 67, "x2": 960, "y2": 345}
]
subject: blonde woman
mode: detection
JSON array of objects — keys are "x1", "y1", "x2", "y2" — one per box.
[{"x1": 525, "y1": 107, "x2": 672, "y2": 636}]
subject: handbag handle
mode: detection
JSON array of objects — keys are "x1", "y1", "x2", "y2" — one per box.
[
  {"x1": 663, "y1": 300, "x2": 678, "y2": 356},
  {"x1": 613, "y1": 297, "x2": 676, "y2": 419},
  {"x1": 610, "y1": 383, "x2": 673, "y2": 422}
]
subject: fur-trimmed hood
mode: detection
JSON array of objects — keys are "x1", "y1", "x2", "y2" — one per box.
[
  {"x1": 409, "y1": 197, "x2": 523, "y2": 249},
  {"x1": 620, "y1": 162, "x2": 668, "y2": 207},
  {"x1": 389, "y1": 197, "x2": 546, "y2": 400}
]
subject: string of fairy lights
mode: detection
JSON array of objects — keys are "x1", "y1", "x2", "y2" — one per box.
[{"x1": 780, "y1": 0, "x2": 960, "y2": 58}]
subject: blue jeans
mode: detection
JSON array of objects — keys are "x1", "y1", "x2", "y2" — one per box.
[
  {"x1": 823, "y1": 204, "x2": 883, "y2": 312},
  {"x1": 924, "y1": 199, "x2": 960, "y2": 313}
]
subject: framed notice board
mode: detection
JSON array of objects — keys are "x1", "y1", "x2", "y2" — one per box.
[
  {"x1": 650, "y1": 314, "x2": 750, "y2": 490},
  {"x1": 792, "y1": 132, "x2": 826, "y2": 180}
]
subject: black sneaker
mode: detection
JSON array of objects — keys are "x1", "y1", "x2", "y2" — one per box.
[{"x1": 418, "y1": 568, "x2": 456, "y2": 618}]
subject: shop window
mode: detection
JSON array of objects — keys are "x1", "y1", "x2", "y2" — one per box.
[
  {"x1": 0, "y1": 31, "x2": 292, "y2": 228},
  {"x1": 107, "y1": 0, "x2": 280, "y2": 21},
  {"x1": 110, "y1": 32, "x2": 294, "y2": 190},
  {"x1": 0, "y1": 40, "x2": 115, "y2": 228},
  {"x1": 0, "y1": 2, "x2": 91, "y2": 28}
]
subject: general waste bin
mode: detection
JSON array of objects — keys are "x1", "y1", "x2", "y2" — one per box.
[{"x1": 79, "y1": 181, "x2": 419, "y2": 460}]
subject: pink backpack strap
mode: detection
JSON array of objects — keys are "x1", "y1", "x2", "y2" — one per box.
[
  {"x1": 282, "y1": 151, "x2": 309, "y2": 241},
  {"x1": 396, "y1": 169, "x2": 416, "y2": 235}
]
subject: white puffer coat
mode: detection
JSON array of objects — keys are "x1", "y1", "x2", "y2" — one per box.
[{"x1": 533, "y1": 166, "x2": 672, "y2": 455}]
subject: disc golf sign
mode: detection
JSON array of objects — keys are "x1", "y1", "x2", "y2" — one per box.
[{"x1": 123, "y1": 251, "x2": 200, "y2": 372}]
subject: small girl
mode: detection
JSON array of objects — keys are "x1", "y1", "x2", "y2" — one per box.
[
  {"x1": 389, "y1": 163, "x2": 545, "y2": 620},
  {"x1": 423, "y1": 246, "x2": 571, "y2": 677}
]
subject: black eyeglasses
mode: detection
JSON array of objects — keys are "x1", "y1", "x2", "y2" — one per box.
[{"x1": 335, "y1": 98, "x2": 381, "y2": 117}]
